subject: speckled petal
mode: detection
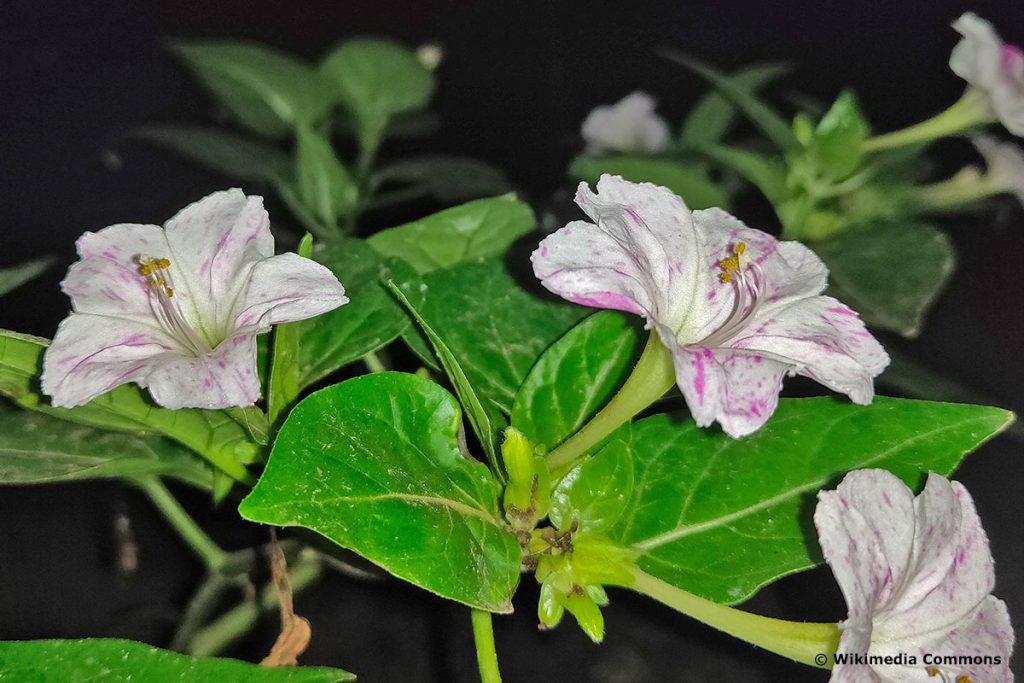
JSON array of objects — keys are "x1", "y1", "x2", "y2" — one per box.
[
  {"x1": 61, "y1": 243, "x2": 164, "y2": 322},
  {"x1": 163, "y1": 189, "x2": 274, "y2": 332},
  {"x1": 580, "y1": 92, "x2": 670, "y2": 154},
  {"x1": 733, "y1": 296, "x2": 889, "y2": 404},
  {"x1": 950, "y1": 13, "x2": 1004, "y2": 90},
  {"x1": 232, "y1": 252, "x2": 349, "y2": 332},
  {"x1": 669, "y1": 344, "x2": 790, "y2": 437},
  {"x1": 41, "y1": 313, "x2": 179, "y2": 407},
  {"x1": 815, "y1": 470, "x2": 918, "y2": 626},
  {"x1": 145, "y1": 332, "x2": 260, "y2": 409}
]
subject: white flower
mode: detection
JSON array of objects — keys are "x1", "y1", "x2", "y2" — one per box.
[
  {"x1": 815, "y1": 470, "x2": 1014, "y2": 683},
  {"x1": 973, "y1": 135, "x2": 1024, "y2": 206},
  {"x1": 42, "y1": 189, "x2": 348, "y2": 409},
  {"x1": 950, "y1": 13, "x2": 1024, "y2": 136},
  {"x1": 581, "y1": 92, "x2": 670, "y2": 154},
  {"x1": 532, "y1": 175, "x2": 888, "y2": 438}
]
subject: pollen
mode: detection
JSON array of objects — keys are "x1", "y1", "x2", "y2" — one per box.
[
  {"x1": 137, "y1": 256, "x2": 175, "y2": 298},
  {"x1": 718, "y1": 242, "x2": 746, "y2": 283}
]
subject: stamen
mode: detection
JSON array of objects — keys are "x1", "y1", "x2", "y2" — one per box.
[
  {"x1": 701, "y1": 242, "x2": 766, "y2": 347},
  {"x1": 136, "y1": 256, "x2": 210, "y2": 356}
]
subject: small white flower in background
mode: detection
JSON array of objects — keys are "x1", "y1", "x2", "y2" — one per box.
[
  {"x1": 973, "y1": 135, "x2": 1024, "y2": 206},
  {"x1": 950, "y1": 12, "x2": 1024, "y2": 136},
  {"x1": 815, "y1": 469, "x2": 1014, "y2": 683},
  {"x1": 532, "y1": 175, "x2": 888, "y2": 438},
  {"x1": 42, "y1": 189, "x2": 348, "y2": 409},
  {"x1": 416, "y1": 43, "x2": 443, "y2": 71},
  {"x1": 580, "y1": 92, "x2": 670, "y2": 154}
]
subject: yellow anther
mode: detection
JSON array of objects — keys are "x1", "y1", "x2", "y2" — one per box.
[
  {"x1": 138, "y1": 263, "x2": 151, "y2": 276},
  {"x1": 717, "y1": 242, "x2": 748, "y2": 283},
  {"x1": 734, "y1": 242, "x2": 746, "y2": 255},
  {"x1": 956, "y1": 677, "x2": 974, "y2": 683},
  {"x1": 165, "y1": 287, "x2": 174, "y2": 298},
  {"x1": 156, "y1": 257, "x2": 170, "y2": 269},
  {"x1": 927, "y1": 669, "x2": 941, "y2": 677}
]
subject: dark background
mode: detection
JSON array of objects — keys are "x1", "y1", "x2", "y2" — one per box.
[{"x1": 1, "y1": 1, "x2": 1023, "y2": 681}]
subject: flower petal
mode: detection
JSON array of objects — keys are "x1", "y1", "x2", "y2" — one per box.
[
  {"x1": 232, "y1": 252, "x2": 349, "y2": 331},
  {"x1": 732, "y1": 296, "x2": 889, "y2": 404},
  {"x1": 61, "y1": 249, "x2": 162, "y2": 322},
  {"x1": 829, "y1": 626, "x2": 880, "y2": 683},
  {"x1": 908, "y1": 596, "x2": 1014, "y2": 683},
  {"x1": 951, "y1": 13, "x2": 1004, "y2": 91},
  {"x1": 814, "y1": 470, "x2": 918, "y2": 627},
  {"x1": 669, "y1": 344, "x2": 790, "y2": 437},
  {"x1": 533, "y1": 175, "x2": 722, "y2": 340},
  {"x1": 880, "y1": 475, "x2": 997, "y2": 637},
  {"x1": 580, "y1": 92, "x2": 670, "y2": 154},
  {"x1": 41, "y1": 313, "x2": 178, "y2": 407},
  {"x1": 163, "y1": 189, "x2": 274, "y2": 332},
  {"x1": 145, "y1": 332, "x2": 260, "y2": 409}
]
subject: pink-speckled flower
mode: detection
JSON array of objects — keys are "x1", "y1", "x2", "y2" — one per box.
[
  {"x1": 973, "y1": 135, "x2": 1024, "y2": 206},
  {"x1": 815, "y1": 470, "x2": 1015, "y2": 683},
  {"x1": 950, "y1": 13, "x2": 1024, "y2": 137},
  {"x1": 42, "y1": 189, "x2": 348, "y2": 409},
  {"x1": 581, "y1": 92, "x2": 670, "y2": 154},
  {"x1": 531, "y1": 175, "x2": 888, "y2": 437}
]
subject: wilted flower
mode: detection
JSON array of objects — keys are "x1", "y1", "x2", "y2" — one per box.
[
  {"x1": 42, "y1": 189, "x2": 348, "y2": 409},
  {"x1": 581, "y1": 92, "x2": 670, "y2": 154},
  {"x1": 950, "y1": 12, "x2": 1024, "y2": 136},
  {"x1": 815, "y1": 469, "x2": 1014, "y2": 683},
  {"x1": 532, "y1": 175, "x2": 888, "y2": 437},
  {"x1": 973, "y1": 135, "x2": 1024, "y2": 206}
]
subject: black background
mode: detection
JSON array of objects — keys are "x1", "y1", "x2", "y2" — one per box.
[{"x1": 1, "y1": 1, "x2": 1023, "y2": 681}]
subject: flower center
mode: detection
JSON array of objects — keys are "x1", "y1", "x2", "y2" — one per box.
[
  {"x1": 137, "y1": 256, "x2": 211, "y2": 356},
  {"x1": 700, "y1": 242, "x2": 766, "y2": 347}
]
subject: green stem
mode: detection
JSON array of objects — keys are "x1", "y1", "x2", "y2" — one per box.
[
  {"x1": 913, "y1": 169, "x2": 1001, "y2": 211},
  {"x1": 362, "y1": 350, "x2": 388, "y2": 374},
  {"x1": 137, "y1": 477, "x2": 228, "y2": 573},
  {"x1": 546, "y1": 333, "x2": 675, "y2": 474},
  {"x1": 470, "y1": 609, "x2": 503, "y2": 683},
  {"x1": 186, "y1": 548, "x2": 323, "y2": 657},
  {"x1": 863, "y1": 89, "x2": 994, "y2": 152},
  {"x1": 628, "y1": 568, "x2": 840, "y2": 669}
]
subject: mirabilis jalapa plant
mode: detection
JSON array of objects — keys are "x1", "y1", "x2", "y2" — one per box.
[{"x1": 0, "y1": 13, "x2": 1019, "y2": 683}]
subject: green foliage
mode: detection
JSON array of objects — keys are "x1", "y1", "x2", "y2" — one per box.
[
  {"x1": 294, "y1": 126, "x2": 359, "y2": 230},
  {"x1": 373, "y1": 156, "x2": 512, "y2": 204},
  {"x1": 0, "y1": 330, "x2": 256, "y2": 481},
  {"x1": 407, "y1": 257, "x2": 588, "y2": 413},
  {"x1": 679, "y1": 62, "x2": 790, "y2": 147},
  {"x1": 570, "y1": 156, "x2": 728, "y2": 209},
  {"x1": 809, "y1": 91, "x2": 869, "y2": 180},
  {"x1": 368, "y1": 195, "x2": 535, "y2": 274},
  {"x1": 321, "y1": 38, "x2": 434, "y2": 152},
  {"x1": 511, "y1": 312, "x2": 642, "y2": 452},
  {"x1": 239, "y1": 373, "x2": 521, "y2": 611},
  {"x1": 126, "y1": 125, "x2": 290, "y2": 182},
  {"x1": 0, "y1": 411, "x2": 211, "y2": 489},
  {"x1": 814, "y1": 222, "x2": 955, "y2": 337},
  {"x1": 298, "y1": 239, "x2": 422, "y2": 387},
  {"x1": 564, "y1": 397, "x2": 1010, "y2": 604},
  {"x1": 0, "y1": 257, "x2": 53, "y2": 298},
  {"x1": 172, "y1": 42, "x2": 330, "y2": 138},
  {"x1": 0, "y1": 639, "x2": 353, "y2": 682}
]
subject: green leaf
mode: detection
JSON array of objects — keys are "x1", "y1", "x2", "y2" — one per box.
[
  {"x1": 666, "y1": 52, "x2": 796, "y2": 151},
  {"x1": 580, "y1": 397, "x2": 1011, "y2": 604},
  {"x1": 298, "y1": 239, "x2": 422, "y2": 387},
  {"x1": 0, "y1": 411, "x2": 212, "y2": 489},
  {"x1": 811, "y1": 91, "x2": 868, "y2": 179},
  {"x1": 691, "y1": 142, "x2": 787, "y2": 203},
  {"x1": 511, "y1": 312, "x2": 642, "y2": 452},
  {"x1": 549, "y1": 441, "x2": 633, "y2": 536},
  {"x1": 570, "y1": 156, "x2": 728, "y2": 210},
  {"x1": 0, "y1": 639, "x2": 353, "y2": 682},
  {"x1": 295, "y1": 126, "x2": 358, "y2": 229},
  {"x1": 373, "y1": 156, "x2": 512, "y2": 204},
  {"x1": 125, "y1": 125, "x2": 290, "y2": 182},
  {"x1": 321, "y1": 38, "x2": 434, "y2": 151},
  {"x1": 172, "y1": 42, "x2": 330, "y2": 138},
  {"x1": 0, "y1": 330, "x2": 256, "y2": 482},
  {"x1": 239, "y1": 373, "x2": 521, "y2": 611},
  {"x1": 388, "y1": 283, "x2": 506, "y2": 473},
  {"x1": 367, "y1": 196, "x2": 536, "y2": 274},
  {"x1": 0, "y1": 257, "x2": 53, "y2": 298},
  {"x1": 409, "y1": 257, "x2": 588, "y2": 413},
  {"x1": 814, "y1": 222, "x2": 955, "y2": 337},
  {"x1": 680, "y1": 62, "x2": 789, "y2": 147}
]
